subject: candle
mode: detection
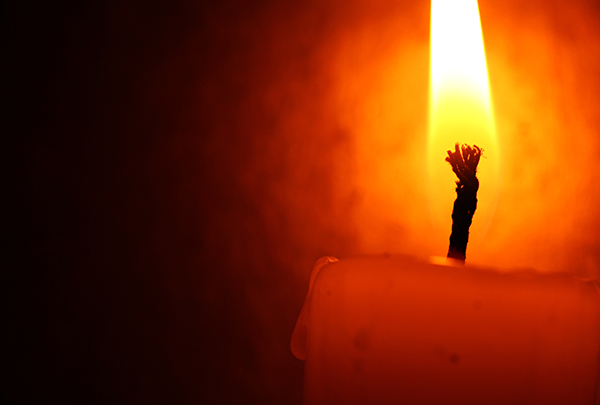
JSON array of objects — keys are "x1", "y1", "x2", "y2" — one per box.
[
  {"x1": 291, "y1": 255, "x2": 600, "y2": 404},
  {"x1": 291, "y1": 0, "x2": 600, "y2": 403}
]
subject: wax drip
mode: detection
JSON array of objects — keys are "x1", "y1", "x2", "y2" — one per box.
[{"x1": 446, "y1": 143, "x2": 482, "y2": 263}]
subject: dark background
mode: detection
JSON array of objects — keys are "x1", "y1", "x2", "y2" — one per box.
[
  {"x1": 6, "y1": 0, "x2": 600, "y2": 403},
  {"x1": 7, "y1": 1, "x2": 368, "y2": 403}
]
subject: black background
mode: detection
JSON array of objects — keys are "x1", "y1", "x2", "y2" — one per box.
[{"x1": 6, "y1": 1, "x2": 369, "y2": 403}]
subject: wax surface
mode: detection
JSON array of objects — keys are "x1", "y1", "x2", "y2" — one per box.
[{"x1": 292, "y1": 256, "x2": 600, "y2": 405}]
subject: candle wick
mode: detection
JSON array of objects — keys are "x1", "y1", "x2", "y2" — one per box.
[{"x1": 445, "y1": 143, "x2": 482, "y2": 263}]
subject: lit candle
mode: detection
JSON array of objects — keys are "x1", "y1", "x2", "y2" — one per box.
[{"x1": 291, "y1": 0, "x2": 600, "y2": 403}]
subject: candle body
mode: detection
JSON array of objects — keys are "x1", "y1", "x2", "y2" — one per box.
[{"x1": 292, "y1": 256, "x2": 600, "y2": 405}]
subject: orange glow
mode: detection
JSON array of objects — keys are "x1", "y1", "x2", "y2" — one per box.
[{"x1": 428, "y1": 0, "x2": 500, "y2": 246}]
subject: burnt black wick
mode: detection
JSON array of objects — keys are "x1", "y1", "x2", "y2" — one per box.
[{"x1": 446, "y1": 143, "x2": 482, "y2": 263}]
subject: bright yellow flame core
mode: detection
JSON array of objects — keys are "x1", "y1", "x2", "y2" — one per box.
[{"x1": 428, "y1": 0, "x2": 500, "y2": 248}]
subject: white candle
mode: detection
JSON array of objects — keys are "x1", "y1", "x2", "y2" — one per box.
[{"x1": 292, "y1": 255, "x2": 600, "y2": 404}]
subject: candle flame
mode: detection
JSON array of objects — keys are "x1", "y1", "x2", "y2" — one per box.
[{"x1": 428, "y1": 0, "x2": 500, "y2": 249}]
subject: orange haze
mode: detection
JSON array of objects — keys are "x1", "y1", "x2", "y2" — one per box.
[{"x1": 308, "y1": 0, "x2": 600, "y2": 276}]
